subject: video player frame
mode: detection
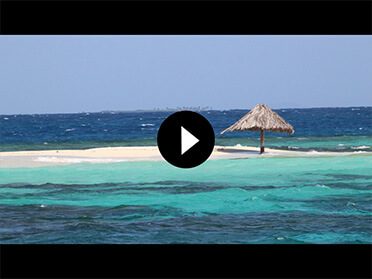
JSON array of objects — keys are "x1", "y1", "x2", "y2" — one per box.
[{"x1": 1, "y1": 1, "x2": 371, "y2": 279}]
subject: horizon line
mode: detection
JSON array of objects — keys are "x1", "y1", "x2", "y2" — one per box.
[{"x1": 1, "y1": 105, "x2": 371, "y2": 116}]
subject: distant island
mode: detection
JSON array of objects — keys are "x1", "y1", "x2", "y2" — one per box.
[{"x1": 100, "y1": 106, "x2": 213, "y2": 113}]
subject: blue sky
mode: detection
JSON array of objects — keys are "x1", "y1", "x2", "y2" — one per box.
[{"x1": 1, "y1": 35, "x2": 371, "y2": 114}]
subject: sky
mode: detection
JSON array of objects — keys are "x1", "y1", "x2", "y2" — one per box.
[{"x1": 1, "y1": 35, "x2": 371, "y2": 114}]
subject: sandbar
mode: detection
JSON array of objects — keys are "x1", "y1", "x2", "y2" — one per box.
[{"x1": 0, "y1": 145, "x2": 368, "y2": 168}]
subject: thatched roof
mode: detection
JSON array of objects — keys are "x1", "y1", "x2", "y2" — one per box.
[{"x1": 220, "y1": 104, "x2": 294, "y2": 134}]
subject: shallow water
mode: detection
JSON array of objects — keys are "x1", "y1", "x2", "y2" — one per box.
[{"x1": 1, "y1": 154, "x2": 371, "y2": 244}]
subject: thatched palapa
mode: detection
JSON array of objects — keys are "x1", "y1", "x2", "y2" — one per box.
[{"x1": 220, "y1": 104, "x2": 294, "y2": 154}]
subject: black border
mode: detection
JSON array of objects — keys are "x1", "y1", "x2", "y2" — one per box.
[
  {"x1": 1, "y1": 1, "x2": 371, "y2": 35},
  {"x1": 1, "y1": 244, "x2": 372, "y2": 278}
]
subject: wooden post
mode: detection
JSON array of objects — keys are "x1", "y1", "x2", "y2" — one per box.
[{"x1": 260, "y1": 130, "x2": 265, "y2": 154}]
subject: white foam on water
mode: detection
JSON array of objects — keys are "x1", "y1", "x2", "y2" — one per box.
[
  {"x1": 3, "y1": 117, "x2": 9, "y2": 120},
  {"x1": 303, "y1": 150, "x2": 353, "y2": 156},
  {"x1": 351, "y1": 146, "x2": 369, "y2": 149},
  {"x1": 297, "y1": 137, "x2": 306, "y2": 140},
  {"x1": 235, "y1": 144, "x2": 242, "y2": 147},
  {"x1": 140, "y1": 123, "x2": 155, "y2": 127},
  {"x1": 65, "y1": 128, "x2": 75, "y2": 132},
  {"x1": 316, "y1": 184, "x2": 330, "y2": 189}
]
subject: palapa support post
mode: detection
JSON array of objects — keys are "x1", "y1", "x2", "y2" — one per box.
[{"x1": 260, "y1": 130, "x2": 265, "y2": 154}]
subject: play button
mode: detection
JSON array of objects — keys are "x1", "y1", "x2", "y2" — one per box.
[
  {"x1": 181, "y1": 126, "x2": 199, "y2": 155},
  {"x1": 157, "y1": 111, "x2": 215, "y2": 168}
]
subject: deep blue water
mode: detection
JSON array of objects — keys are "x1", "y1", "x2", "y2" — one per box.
[{"x1": 1, "y1": 107, "x2": 371, "y2": 152}]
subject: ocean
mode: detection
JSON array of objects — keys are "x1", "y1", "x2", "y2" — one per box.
[{"x1": 0, "y1": 107, "x2": 371, "y2": 243}]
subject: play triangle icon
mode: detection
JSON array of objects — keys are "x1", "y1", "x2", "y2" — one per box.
[{"x1": 181, "y1": 126, "x2": 199, "y2": 155}]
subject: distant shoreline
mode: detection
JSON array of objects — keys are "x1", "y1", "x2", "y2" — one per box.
[{"x1": 1, "y1": 106, "x2": 371, "y2": 116}]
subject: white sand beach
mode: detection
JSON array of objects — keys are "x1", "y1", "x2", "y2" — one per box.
[{"x1": 0, "y1": 145, "x2": 367, "y2": 168}]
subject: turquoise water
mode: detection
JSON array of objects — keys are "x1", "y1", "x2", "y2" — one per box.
[
  {"x1": 1, "y1": 154, "x2": 371, "y2": 244},
  {"x1": 1, "y1": 107, "x2": 371, "y2": 243}
]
